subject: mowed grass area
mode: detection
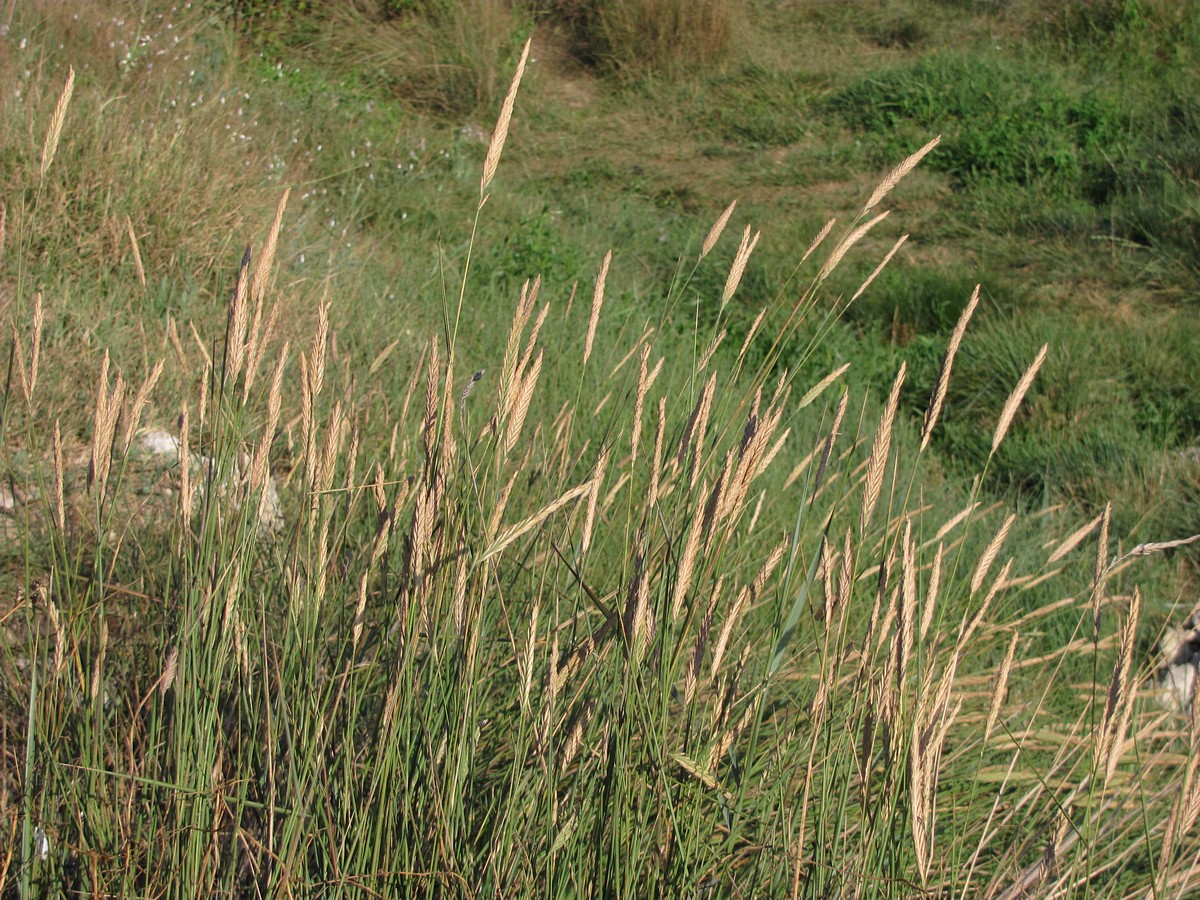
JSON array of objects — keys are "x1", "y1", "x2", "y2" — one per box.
[{"x1": 1, "y1": 0, "x2": 1199, "y2": 896}]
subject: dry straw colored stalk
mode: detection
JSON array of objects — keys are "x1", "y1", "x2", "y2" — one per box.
[
  {"x1": 862, "y1": 135, "x2": 941, "y2": 214},
  {"x1": 1047, "y1": 509, "x2": 1105, "y2": 563},
  {"x1": 481, "y1": 37, "x2": 531, "y2": 195},
  {"x1": 721, "y1": 225, "x2": 760, "y2": 310},
  {"x1": 583, "y1": 250, "x2": 611, "y2": 367},
  {"x1": 850, "y1": 234, "x2": 908, "y2": 304},
  {"x1": 992, "y1": 343, "x2": 1048, "y2": 454},
  {"x1": 801, "y1": 217, "x2": 836, "y2": 267},
  {"x1": 970, "y1": 512, "x2": 1016, "y2": 595},
  {"x1": 125, "y1": 216, "x2": 146, "y2": 289},
  {"x1": 984, "y1": 630, "x2": 1019, "y2": 743},
  {"x1": 818, "y1": 211, "x2": 889, "y2": 282},
  {"x1": 1097, "y1": 587, "x2": 1140, "y2": 788},
  {"x1": 40, "y1": 65, "x2": 75, "y2": 179},
  {"x1": 798, "y1": 363, "x2": 850, "y2": 410},
  {"x1": 921, "y1": 285, "x2": 979, "y2": 451},
  {"x1": 860, "y1": 362, "x2": 906, "y2": 533},
  {"x1": 479, "y1": 480, "x2": 592, "y2": 564},
  {"x1": 700, "y1": 200, "x2": 737, "y2": 260}
]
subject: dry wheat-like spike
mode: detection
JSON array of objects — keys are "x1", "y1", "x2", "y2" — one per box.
[
  {"x1": 252, "y1": 189, "x2": 289, "y2": 308},
  {"x1": 863, "y1": 135, "x2": 942, "y2": 214},
  {"x1": 798, "y1": 363, "x2": 851, "y2": 411},
  {"x1": 801, "y1": 218, "x2": 837, "y2": 268},
  {"x1": 1098, "y1": 587, "x2": 1140, "y2": 788},
  {"x1": 125, "y1": 215, "x2": 146, "y2": 289},
  {"x1": 178, "y1": 405, "x2": 193, "y2": 528},
  {"x1": 920, "y1": 542, "x2": 943, "y2": 643},
  {"x1": 721, "y1": 225, "x2": 761, "y2": 310},
  {"x1": 782, "y1": 445, "x2": 818, "y2": 491},
  {"x1": 991, "y1": 343, "x2": 1048, "y2": 454},
  {"x1": 581, "y1": 445, "x2": 610, "y2": 555},
  {"x1": 684, "y1": 578, "x2": 722, "y2": 706},
  {"x1": 1091, "y1": 502, "x2": 1111, "y2": 635},
  {"x1": 737, "y1": 307, "x2": 768, "y2": 362},
  {"x1": 1047, "y1": 510, "x2": 1105, "y2": 564},
  {"x1": 159, "y1": 645, "x2": 178, "y2": 696},
  {"x1": 630, "y1": 344, "x2": 652, "y2": 466},
  {"x1": 814, "y1": 388, "x2": 849, "y2": 494},
  {"x1": 672, "y1": 505, "x2": 706, "y2": 622},
  {"x1": 697, "y1": 328, "x2": 726, "y2": 374},
  {"x1": 481, "y1": 37, "x2": 530, "y2": 194},
  {"x1": 91, "y1": 617, "x2": 108, "y2": 701},
  {"x1": 498, "y1": 278, "x2": 538, "y2": 419},
  {"x1": 584, "y1": 250, "x2": 611, "y2": 367},
  {"x1": 958, "y1": 558, "x2": 1011, "y2": 649},
  {"x1": 933, "y1": 502, "x2": 980, "y2": 543},
  {"x1": 971, "y1": 512, "x2": 1016, "y2": 595},
  {"x1": 121, "y1": 359, "x2": 165, "y2": 453},
  {"x1": 609, "y1": 326, "x2": 654, "y2": 378},
  {"x1": 921, "y1": 285, "x2": 979, "y2": 451},
  {"x1": 50, "y1": 420, "x2": 66, "y2": 532},
  {"x1": 689, "y1": 375, "x2": 718, "y2": 488},
  {"x1": 984, "y1": 630, "x2": 1020, "y2": 744},
  {"x1": 29, "y1": 293, "x2": 43, "y2": 401},
  {"x1": 505, "y1": 348, "x2": 543, "y2": 454},
  {"x1": 860, "y1": 362, "x2": 906, "y2": 533},
  {"x1": 818, "y1": 211, "x2": 889, "y2": 282},
  {"x1": 897, "y1": 519, "x2": 917, "y2": 689},
  {"x1": 520, "y1": 601, "x2": 541, "y2": 717},
  {"x1": 40, "y1": 66, "x2": 75, "y2": 179},
  {"x1": 89, "y1": 353, "x2": 126, "y2": 496},
  {"x1": 697, "y1": 199, "x2": 737, "y2": 262},
  {"x1": 226, "y1": 246, "x2": 253, "y2": 383},
  {"x1": 851, "y1": 234, "x2": 908, "y2": 304},
  {"x1": 480, "y1": 481, "x2": 592, "y2": 564},
  {"x1": 649, "y1": 397, "x2": 667, "y2": 505}
]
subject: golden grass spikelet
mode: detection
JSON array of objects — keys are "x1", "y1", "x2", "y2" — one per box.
[
  {"x1": 958, "y1": 558, "x2": 1011, "y2": 649},
  {"x1": 701, "y1": 200, "x2": 737, "y2": 260},
  {"x1": 89, "y1": 352, "x2": 126, "y2": 496},
  {"x1": 850, "y1": 234, "x2": 907, "y2": 304},
  {"x1": 992, "y1": 343, "x2": 1048, "y2": 454},
  {"x1": 860, "y1": 362, "x2": 906, "y2": 534},
  {"x1": 711, "y1": 540, "x2": 786, "y2": 681},
  {"x1": 40, "y1": 65, "x2": 74, "y2": 180},
  {"x1": 737, "y1": 307, "x2": 767, "y2": 362},
  {"x1": 863, "y1": 135, "x2": 941, "y2": 214},
  {"x1": 126, "y1": 216, "x2": 146, "y2": 289},
  {"x1": 897, "y1": 519, "x2": 917, "y2": 690},
  {"x1": 1091, "y1": 502, "x2": 1111, "y2": 635},
  {"x1": 27, "y1": 292, "x2": 43, "y2": 403},
  {"x1": 505, "y1": 347, "x2": 543, "y2": 454},
  {"x1": 121, "y1": 359, "x2": 165, "y2": 453},
  {"x1": 159, "y1": 645, "x2": 178, "y2": 696},
  {"x1": 798, "y1": 363, "x2": 850, "y2": 410},
  {"x1": 920, "y1": 541, "x2": 943, "y2": 642},
  {"x1": 480, "y1": 480, "x2": 592, "y2": 564},
  {"x1": 802, "y1": 217, "x2": 837, "y2": 268},
  {"x1": 226, "y1": 246, "x2": 252, "y2": 383},
  {"x1": 498, "y1": 278, "x2": 538, "y2": 421},
  {"x1": 815, "y1": 388, "x2": 849, "y2": 494},
  {"x1": 650, "y1": 397, "x2": 666, "y2": 505},
  {"x1": 630, "y1": 344, "x2": 651, "y2": 465},
  {"x1": 921, "y1": 284, "x2": 979, "y2": 451},
  {"x1": 520, "y1": 601, "x2": 540, "y2": 717},
  {"x1": 818, "y1": 211, "x2": 889, "y2": 282},
  {"x1": 52, "y1": 420, "x2": 65, "y2": 532},
  {"x1": 984, "y1": 630, "x2": 1019, "y2": 743},
  {"x1": 91, "y1": 617, "x2": 108, "y2": 702},
  {"x1": 971, "y1": 512, "x2": 1016, "y2": 595},
  {"x1": 672, "y1": 504, "x2": 706, "y2": 622},
  {"x1": 252, "y1": 189, "x2": 289, "y2": 308},
  {"x1": 584, "y1": 250, "x2": 611, "y2": 367},
  {"x1": 582, "y1": 446, "x2": 609, "y2": 555},
  {"x1": 697, "y1": 327, "x2": 726, "y2": 374},
  {"x1": 721, "y1": 225, "x2": 760, "y2": 310},
  {"x1": 481, "y1": 37, "x2": 530, "y2": 195},
  {"x1": 179, "y1": 405, "x2": 192, "y2": 528},
  {"x1": 1098, "y1": 587, "x2": 1140, "y2": 788}
]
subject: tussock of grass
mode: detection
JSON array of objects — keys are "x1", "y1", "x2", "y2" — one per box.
[{"x1": 2, "y1": 4, "x2": 1200, "y2": 898}]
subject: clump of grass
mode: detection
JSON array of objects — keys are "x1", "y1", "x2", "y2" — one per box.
[{"x1": 3, "y1": 13, "x2": 1200, "y2": 900}]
